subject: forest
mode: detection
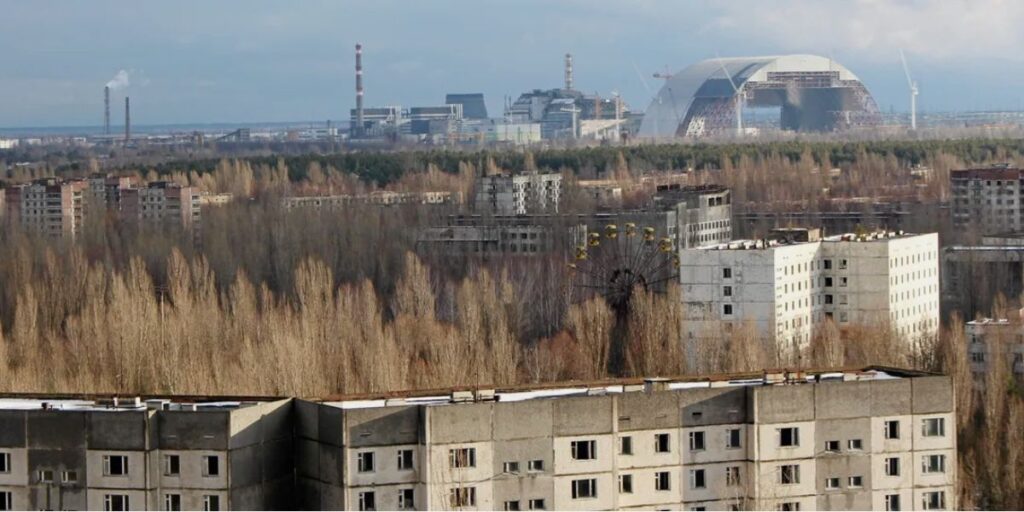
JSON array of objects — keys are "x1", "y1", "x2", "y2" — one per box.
[{"x1": 1, "y1": 138, "x2": 1023, "y2": 507}]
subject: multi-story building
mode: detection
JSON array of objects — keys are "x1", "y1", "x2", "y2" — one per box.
[
  {"x1": 120, "y1": 182, "x2": 200, "y2": 228},
  {"x1": 942, "y1": 232, "x2": 1024, "y2": 318},
  {"x1": 4, "y1": 178, "x2": 87, "y2": 237},
  {"x1": 950, "y1": 164, "x2": 1024, "y2": 234},
  {"x1": 86, "y1": 174, "x2": 137, "y2": 209},
  {"x1": 680, "y1": 229, "x2": 939, "y2": 350},
  {"x1": 416, "y1": 215, "x2": 585, "y2": 256},
  {"x1": 283, "y1": 191, "x2": 458, "y2": 210},
  {"x1": 965, "y1": 317, "x2": 1024, "y2": 383},
  {"x1": 475, "y1": 172, "x2": 562, "y2": 215},
  {"x1": 295, "y1": 367, "x2": 955, "y2": 511},
  {"x1": 0, "y1": 395, "x2": 293, "y2": 511},
  {"x1": 653, "y1": 184, "x2": 732, "y2": 249}
]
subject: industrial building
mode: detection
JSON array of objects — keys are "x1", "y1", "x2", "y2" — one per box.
[
  {"x1": 950, "y1": 165, "x2": 1024, "y2": 235},
  {"x1": 679, "y1": 229, "x2": 939, "y2": 351},
  {"x1": 0, "y1": 395, "x2": 293, "y2": 511},
  {"x1": 445, "y1": 94, "x2": 488, "y2": 120},
  {"x1": 474, "y1": 172, "x2": 563, "y2": 215},
  {"x1": 638, "y1": 55, "x2": 880, "y2": 138},
  {"x1": 295, "y1": 367, "x2": 955, "y2": 511}
]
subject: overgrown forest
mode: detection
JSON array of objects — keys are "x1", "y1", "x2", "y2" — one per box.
[{"x1": 2, "y1": 139, "x2": 1024, "y2": 507}]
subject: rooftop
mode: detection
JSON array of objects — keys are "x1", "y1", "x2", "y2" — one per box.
[
  {"x1": 314, "y1": 366, "x2": 930, "y2": 410},
  {"x1": 697, "y1": 230, "x2": 925, "y2": 250},
  {"x1": 0, "y1": 394, "x2": 282, "y2": 412}
]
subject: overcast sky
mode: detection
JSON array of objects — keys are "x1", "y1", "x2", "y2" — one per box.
[{"x1": 3, "y1": 0, "x2": 1023, "y2": 127}]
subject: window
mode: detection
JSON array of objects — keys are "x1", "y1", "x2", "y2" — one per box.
[
  {"x1": 824, "y1": 440, "x2": 840, "y2": 452},
  {"x1": 688, "y1": 431, "x2": 705, "y2": 451},
  {"x1": 823, "y1": 259, "x2": 832, "y2": 270},
  {"x1": 203, "y1": 495, "x2": 220, "y2": 512},
  {"x1": 0, "y1": 452, "x2": 9, "y2": 473},
  {"x1": 202, "y1": 455, "x2": 220, "y2": 477},
  {"x1": 656, "y1": 471, "x2": 671, "y2": 491},
  {"x1": 527, "y1": 459, "x2": 544, "y2": 472},
  {"x1": 164, "y1": 494, "x2": 181, "y2": 511},
  {"x1": 503, "y1": 461, "x2": 520, "y2": 473},
  {"x1": 655, "y1": 433, "x2": 671, "y2": 453},
  {"x1": 848, "y1": 475, "x2": 863, "y2": 488},
  {"x1": 619, "y1": 436, "x2": 633, "y2": 455},
  {"x1": 779, "y1": 427, "x2": 800, "y2": 447},
  {"x1": 164, "y1": 454, "x2": 180, "y2": 476},
  {"x1": 61, "y1": 470, "x2": 77, "y2": 483},
  {"x1": 104, "y1": 494, "x2": 129, "y2": 512},
  {"x1": 884, "y1": 420, "x2": 900, "y2": 440},
  {"x1": 726, "y1": 428, "x2": 742, "y2": 449},
  {"x1": 358, "y1": 491, "x2": 376, "y2": 511},
  {"x1": 778, "y1": 502, "x2": 800, "y2": 511},
  {"x1": 825, "y1": 477, "x2": 840, "y2": 489},
  {"x1": 0, "y1": 492, "x2": 10, "y2": 512},
  {"x1": 398, "y1": 489, "x2": 415, "y2": 510},
  {"x1": 450, "y1": 448, "x2": 476, "y2": 468},
  {"x1": 450, "y1": 487, "x2": 476, "y2": 508},
  {"x1": 885, "y1": 457, "x2": 900, "y2": 476},
  {"x1": 571, "y1": 440, "x2": 596, "y2": 460},
  {"x1": 723, "y1": 268, "x2": 732, "y2": 279},
  {"x1": 922, "y1": 454, "x2": 946, "y2": 473},
  {"x1": 689, "y1": 468, "x2": 706, "y2": 489},
  {"x1": 723, "y1": 304, "x2": 733, "y2": 315},
  {"x1": 397, "y1": 449, "x2": 414, "y2": 471},
  {"x1": 528, "y1": 499, "x2": 545, "y2": 510},
  {"x1": 38, "y1": 469, "x2": 53, "y2": 482},
  {"x1": 103, "y1": 455, "x2": 128, "y2": 476},
  {"x1": 723, "y1": 285, "x2": 733, "y2": 297},
  {"x1": 886, "y1": 494, "x2": 901, "y2": 511},
  {"x1": 922, "y1": 418, "x2": 946, "y2": 437},
  {"x1": 825, "y1": 294, "x2": 834, "y2": 304},
  {"x1": 825, "y1": 277, "x2": 833, "y2": 287},
  {"x1": 726, "y1": 466, "x2": 741, "y2": 486},
  {"x1": 779, "y1": 464, "x2": 800, "y2": 485},
  {"x1": 848, "y1": 439, "x2": 863, "y2": 450},
  {"x1": 608, "y1": 471, "x2": 630, "y2": 494},
  {"x1": 923, "y1": 491, "x2": 945, "y2": 510},
  {"x1": 504, "y1": 501, "x2": 521, "y2": 511},
  {"x1": 571, "y1": 478, "x2": 597, "y2": 499}
]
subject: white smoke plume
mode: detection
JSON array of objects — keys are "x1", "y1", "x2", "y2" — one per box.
[{"x1": 106, "y1": 70, "x2": 130, "y2": 90}]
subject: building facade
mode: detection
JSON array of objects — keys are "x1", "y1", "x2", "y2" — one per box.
[
  {"x1": 4, "y1": 178, "x2": 87, "y2": 237},
  {"x1": 965, "y1": 317, "x2": 1024, "y2": 383},
  {"x1": 120, "y1": 182, "x2": 200, "y2": 228},
  {"x1": 680, "y1": 230, "x2": 939, "y2": 350},
  {"x1": 0, "y1": 396, "x2": 293, "y2": 511},
  {"x1": 295, "y1": 367, "x2": 955, "y2": 511},
  {"x1": 950, "y1": 165, "x2": 1024, "y2": 235},
  {"x1": 653, "y1": 184, "x2": 732, "y2": 249},
  {"x1": 474, "y1": 172, "x2": 562, "y2": 215}
]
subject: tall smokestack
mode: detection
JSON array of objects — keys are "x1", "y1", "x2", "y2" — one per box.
[
  {"x1": 104, "y1": 86, "x2": 111, "y2": 135},
  {"x1": 355, "y1": 43, "x2": 364, "y2": 137},
  {"x1": 564, "y1": 53, "x2": 573, "y2": 91},
  {"x1": 124, "y1": 96, "x2": 130, "y2": 145}
]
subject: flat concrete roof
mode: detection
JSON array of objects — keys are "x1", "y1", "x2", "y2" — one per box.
[
  {"x1": 696, "y1": 231, "x2": 929, "y2": 251},
  {"x1": 0, "y1": 394, "x2": 282, "y2": 412},
  {"x1": 317, "y1": 366, "x2": 930, "y2": 410}
]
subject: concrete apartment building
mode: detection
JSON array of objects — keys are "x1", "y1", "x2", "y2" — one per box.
[
  {"x1": 283, "y1": 191, "x2": 457, "y2": 210},
  {"x1": 652, "y1": 184, "x2": 732, "y2": 249},
  {"x1": 0, "y1": 395, "x2": 293, "y2": 511},
  {"x1": 474, "y1": 172, "x2": 562, "y2": 215},
  {"x1": 120, "y1": 182, "x2": 201, "y2": 228},
  {"x1": 680, "y1": 229, "x2": 939, "y2": 350},
  {"x1": 942, "y1": 231, "x2": 1024, "y2": 318},
  {"x1": 295, "y1": 367, "x2": 955, "y2": 511},
  {"x1": 3, "y1": 178, "x2": 87, "y2": 237},
  {"x1": 965, "y1": 317, "x2": 1024, "y2": 383},
  {"x1": 950, "y1": 164, "x2": 1024, "y2": 234}
]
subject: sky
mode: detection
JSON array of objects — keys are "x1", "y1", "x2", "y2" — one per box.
[{"x1": 3, "y1": 0, "x2": 1024, "y2": 128}]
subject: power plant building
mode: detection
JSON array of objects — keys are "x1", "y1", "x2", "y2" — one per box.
[{"x1": 639, "y1": 54, "x2": 880, "y2": 138}]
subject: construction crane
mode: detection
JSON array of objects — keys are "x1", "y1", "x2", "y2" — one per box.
[{"x1": 899, "y1": 50, "x2": 919, "y2": 131}]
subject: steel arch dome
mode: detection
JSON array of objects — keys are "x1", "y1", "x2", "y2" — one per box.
[{"x1": 638, "y1": 54, "x2": 879, "y2": 137}]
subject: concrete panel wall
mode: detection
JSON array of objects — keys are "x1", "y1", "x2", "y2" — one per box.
[
  {"x1": 345, "y1": 405, "x2": 420, "y2": 447},
  {"x1": 0, "y1": 411, "x2": 26, "y2": 447},
  {"x1": 87, "y1": 412, "x2": 147, "y2": 451},
  {"x1": 680, "y1": 387, "x2": 749, "y2": 427},
  {"x1": 911, "y1": 377, "x2": 954, "y2": 414},
  {"x1": 427, "y1": 403, "x2": 493, "y2": 444},
  {"x1": 617, "y1": 392, "x2": 680, "y2": 431},
  {"x1": 157, "y1": 411, "x2": 229, "y2": 451},
  {"x1": 554, "y1": 396, "x2": 613, "y2": 436}
]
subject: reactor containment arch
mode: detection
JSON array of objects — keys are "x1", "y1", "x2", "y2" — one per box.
[{"x1": 638, "y1": 54, "x2": 880, "y2": 138}]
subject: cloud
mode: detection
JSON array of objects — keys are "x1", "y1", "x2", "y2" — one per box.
[{"x1": 708, "y1": 0, "x2": 1024, "y2": 62}]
